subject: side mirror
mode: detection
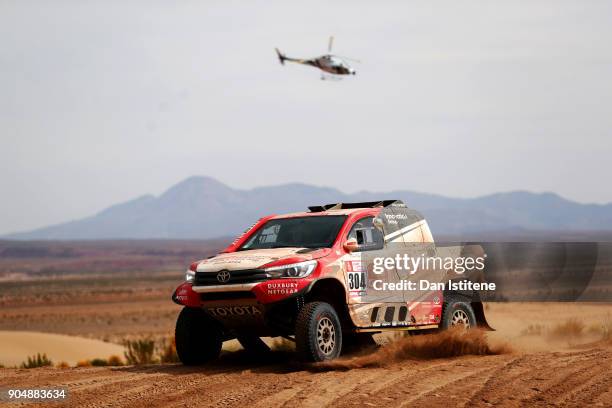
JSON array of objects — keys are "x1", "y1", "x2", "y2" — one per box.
[
  {"x1": 373, "y1": 217, "x2": 385, "y2": 232},
  {"x1": 343, "y1": 238, "x2": 359, "y2": 253}
]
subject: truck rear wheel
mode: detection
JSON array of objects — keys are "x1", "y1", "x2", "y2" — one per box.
[
  {"x1": 175, "y1": 307, "x2": 222, "y2": 365},
  {"x1": 295, "y1": 302, "x2": 343, "y2": 362},
  {"x1": 440, "y1": 295, "x2": 477, "y2": 329}
]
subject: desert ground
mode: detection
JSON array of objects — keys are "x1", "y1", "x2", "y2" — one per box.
[
  {"x1": 2, "y1": 342, "x2": 612, "y2": 407},
  {"x1": 1, "y1": 240, "x2": 612, "y2": 407},
  {"x1": 0, "y1": 332, "x2": 125, "y2": 367}
]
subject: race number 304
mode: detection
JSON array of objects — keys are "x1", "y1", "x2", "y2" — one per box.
[{"x1": 347, "y1": 272, "x2": 367, "y2": 291}]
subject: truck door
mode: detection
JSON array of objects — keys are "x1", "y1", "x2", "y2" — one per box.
[
  {"x1": 343, "y1": 216, "x2": 393, "y2": 303},
  {"x1": 343, "y1": 216, "x2": 409, "y2": 328}
]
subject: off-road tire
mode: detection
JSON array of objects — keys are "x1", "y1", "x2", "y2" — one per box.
[
  {"x1": 295, "y1": 302, "x2": 343, "y2": 362},
  {"x1": 237, "y1": 335, "x2": 271, "y2": 354},
  {"x1": 175, "y1": 307, "x2": 222, "y2": 365},
  {"x1": 440, "y1": 295, "x2": 477, "y2": 330}
]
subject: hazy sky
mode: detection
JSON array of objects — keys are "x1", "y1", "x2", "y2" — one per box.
[{"x1": 1, "y1": 0, "x2": 611, "y2": 234}]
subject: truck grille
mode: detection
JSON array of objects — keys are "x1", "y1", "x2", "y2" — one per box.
[{"x1": 194, "y1": 269, "x2": 268, "y2": 286}]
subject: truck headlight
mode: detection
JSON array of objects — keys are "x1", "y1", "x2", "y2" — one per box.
[
  {"x1": 265, "y1": 260, "x2": 317, "y2": 278},
  {"x1": 185, "y1": 270, "x2": 195, "y2": 282}
]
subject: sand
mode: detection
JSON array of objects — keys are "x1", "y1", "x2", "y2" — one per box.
[{"x1": 0, "y1": 331, "x2": 125, "y2": 367}]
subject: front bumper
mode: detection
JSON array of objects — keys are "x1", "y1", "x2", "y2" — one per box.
[
  {"x1": 172, "y1": 279, "x2": 311, "y2": 335},
  {"x1": 173, "y1": 277, "x2": 313, "y2": 307}
]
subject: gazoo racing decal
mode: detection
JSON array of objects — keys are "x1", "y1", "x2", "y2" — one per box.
[
  {"x1": 207, "y1": 305, "x2": 262, "y2": 317},
  {"x1": 383, "y1": 220, "x2": 426, "y2": 243},
  {"x1": 202, "y1": 254, "x2": 277, "y2": 267}
]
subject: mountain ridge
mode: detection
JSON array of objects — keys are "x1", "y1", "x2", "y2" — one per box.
[{"x1": 6, "y1": 176, "x2": 612, "y2": 240}]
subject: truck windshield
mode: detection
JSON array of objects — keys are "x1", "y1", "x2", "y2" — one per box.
[{"x1": 238, "y1": 215, "x2": 347, "y2": 250}]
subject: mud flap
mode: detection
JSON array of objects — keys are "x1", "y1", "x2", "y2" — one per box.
[{"x1": 472, "y1": 301, "x2": 495, "y2": 331}]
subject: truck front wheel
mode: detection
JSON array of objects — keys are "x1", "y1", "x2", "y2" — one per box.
[
  {"x1": 175, "y1": 307, "x2": 222, "y2": 365},
  {"x1": 295, "y1": 302, "x2": 343, "y2": 362}
]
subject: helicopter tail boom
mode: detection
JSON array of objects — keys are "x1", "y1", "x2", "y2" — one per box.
[{"x1": 275, "y1": 48, "x2": 286, "y2": 65}]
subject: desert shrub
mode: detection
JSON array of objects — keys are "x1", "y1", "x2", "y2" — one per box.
[
  {"x1": 521, "y1": 324, "x2": 545, "y2": 336},
  {"x1": 55, "y1": 361, "x2": 70, "y2": 369},
  {"x1": 90, "y1": 358, "x2": 108, "y2": 367},
  {"x1": 599, "y1": 314, "x2": 612, "y2": 341},
  {"x1": 589, "y1": 315, "x2": 612, "y2": 341},
  {"x1": 76, "y1": 360, "x2": 91, "y2": 367},
  {"x1": 107, "y1": 355, "x2": 124, "y2": 366},
  {"x1": 20, "y1": 353, "x2": 52, "y2": 369},
  {"x1": 550, "y1": 318, "x2": 585, "y2": 338},
  {"x1": 157, "y1": 338, "x2": 179, "y2": 364},
  {"x1": 603, "y1": 319, "x2": 612, "y2": 341},
  {"x1": 124, "y1": 338, "x2": 157, "y2": 365}
]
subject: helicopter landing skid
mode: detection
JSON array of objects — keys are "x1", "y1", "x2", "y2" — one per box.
[{"x1": 320, "y1": 73, "x2": 343, "y2": 81}]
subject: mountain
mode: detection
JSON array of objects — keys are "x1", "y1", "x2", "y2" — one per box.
[{"x1": 6, "y1": 176, "x2": 612, "y2": 240}]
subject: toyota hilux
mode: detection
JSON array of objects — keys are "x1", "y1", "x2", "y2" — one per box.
[{"x1": 172, "y1": 200, "x2": 492, "y2": 363}]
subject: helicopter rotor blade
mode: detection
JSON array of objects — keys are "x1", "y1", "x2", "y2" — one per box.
[{"x1": 328, "y1": 36, "x2": 334, "y2": 53}]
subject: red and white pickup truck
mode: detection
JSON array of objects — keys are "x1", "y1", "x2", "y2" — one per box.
[{"x1": 172, "y1": 200, "x2": 492, "y2": 363}]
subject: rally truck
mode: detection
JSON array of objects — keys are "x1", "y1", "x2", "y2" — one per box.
[{"x1": 172, "y1": 200, "x2": 492, "y2": 363}]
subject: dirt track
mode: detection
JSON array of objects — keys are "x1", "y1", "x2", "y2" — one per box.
[{"x1": 2, "y1": 346, "x2": 612, "y2": 408}]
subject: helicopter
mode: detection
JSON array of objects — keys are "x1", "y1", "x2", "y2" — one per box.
[{"x1": 275, "y1": 36, "x2": 358, "y2": 79}]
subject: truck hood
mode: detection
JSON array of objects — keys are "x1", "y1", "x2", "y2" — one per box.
[{"x1": 195, "y1": 247, "x2": 332, "y2": 272}]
